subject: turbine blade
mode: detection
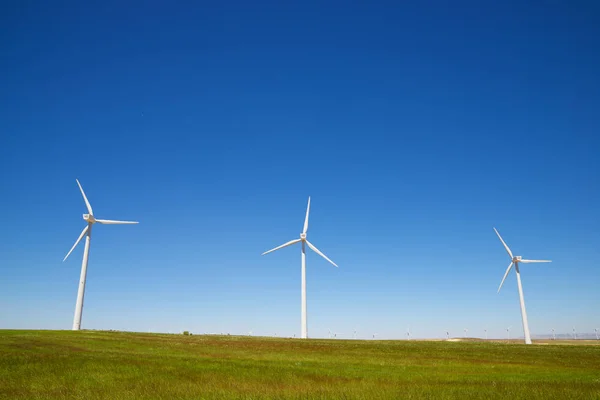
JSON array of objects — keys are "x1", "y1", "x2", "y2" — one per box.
[
  {"x1": 494, "y1": 228, "x2": 513, "y2": 259},
  {"x1": 262, "y1": 239, "x2": 301, "y2": 255},
  {"x1": 497, "y1": 262, "x2": 514, "y2": 293},
  {"x1": 303, "y1": 197, "x2": 311, "y2": 234},
  {"x1": 63, "y1": 225, "x2": 89, "y2": 262},
  {"x1": 520, "y1": 259, "x2": 552, "y2": 263},
  {"x1": 305, "y1": 240, "x2": 338, "y2": 267},
  {"x1": 95, "y1": 219, "x2": 139, "y2": 225},
  {"x1": 76, "y1": 179, "x2": 94, "y2": 215}
]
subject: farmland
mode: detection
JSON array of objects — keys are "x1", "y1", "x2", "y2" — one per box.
[{"x1": 1, "y1": 330, "x2": 599, "y2": 399}]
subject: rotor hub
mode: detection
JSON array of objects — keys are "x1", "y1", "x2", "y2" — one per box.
[
  {"x1": 513, "y1": 256, "x2": 522, "y2": 262},
  {"x1": 300, "y1": 233, "x2": 306, "y2": 240},
  {"x1": 83, "y1": 214, "x2": 96, "y2": 224}
]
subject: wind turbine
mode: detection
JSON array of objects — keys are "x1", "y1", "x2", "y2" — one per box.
[
  {"x1": 552, "y1": 328, "x2": 556, "y2": 340},
  {"x1": 262, "y1": 197, "x2": 338, "y2": 339},
  {"x1": 573, "y1": 327, "x2": 577, "y2": 340},
  {"x1": 484, "y1": 329, "x2": 488, "y2": 340},
  {"x1": 506, "y1": 326, "x2": 511, "y2": 341},
  {"x1": 595, "y1": 328, "x2": 598, "y2": 340},
  {"x1": 494, "y1": 228, "x2": 551, "y2": 345},
  {"x1": 464, "y1": 328, "x2": 468, "y2": 338},
  {"x1": 446, "y1": 330, "x2": 450, "y2": 340},
  {"x1": 406, "y1": 327, "x2": 411, "y2": 340},
  {"x1": 64, "y1": 179, "x2": 138, "y2": 331}
]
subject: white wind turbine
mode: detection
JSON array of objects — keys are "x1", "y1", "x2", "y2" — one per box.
[
  {"x1": 262, "y1": 197, "x2": 338, "y2": 339},
  {"x1": 63, "y1": 179, "x2": 138, "y2": 331},
  {"x1": 494, "y1": 228, "x2": 551, "y2": 345}
]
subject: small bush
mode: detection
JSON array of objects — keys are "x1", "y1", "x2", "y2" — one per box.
[{"x1": 182, "y1": 331, "x2": 190, "y2": 336}]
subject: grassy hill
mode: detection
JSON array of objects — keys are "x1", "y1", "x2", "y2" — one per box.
[{"x1": 1, "y1": 330, "x2": 599, "y2": 399}]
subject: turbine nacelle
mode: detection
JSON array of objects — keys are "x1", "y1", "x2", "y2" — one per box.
[
  {"x1": 513, "y1": 256, "x2": 522, "y2": 263},
  {"x1": 64, "y1": 180, "x2": 138, "y2": 264},
  {"x1": 300, "y1": 233, "x2": 307, "y2": 240}
]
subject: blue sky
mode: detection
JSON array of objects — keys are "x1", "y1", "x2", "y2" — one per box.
[{"x1": 1, "y1": 1, "x2": 599, "y2": 339}]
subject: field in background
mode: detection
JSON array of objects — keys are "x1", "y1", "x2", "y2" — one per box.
[{"x1": 1, "y1": 330, "x2": 599, "y2": 399}]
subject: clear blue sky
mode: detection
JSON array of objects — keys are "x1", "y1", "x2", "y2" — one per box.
[{"x1": 1, "y1": 1, "x2": 599, "y2": 339}]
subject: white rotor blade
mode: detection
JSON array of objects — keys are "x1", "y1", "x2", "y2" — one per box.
[
  {"x1": 520, "y1": 259, "x2": 552, "y2": 263},
  {"x1": 63, "y1": 225, "x2": 89, "y2": 262},
  {"x1": 96, "y1": 219, "x2": 139, "y2": 225},
  {"x1": 262, "y1": 239, "x2": 301, "y2": 255},
  {"x1": 497, "y1": 262, "x2": 514, "y2": 293},
  {"x1": 76, "y1": 179, "x2": 94, "y2": 215},
  {"x1": 493, "y1": 228, "x2": 513, "y2": 259},
  {"x1": 303, "y1": 196, "x2": 311, "y2": 234},
  {"x1": 305, "y1": 240, "x2": 338, "y2": 267}
]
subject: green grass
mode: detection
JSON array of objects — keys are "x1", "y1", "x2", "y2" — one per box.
[{"x1": 1, "y1": 330, "x2": 599, "y2": 399}]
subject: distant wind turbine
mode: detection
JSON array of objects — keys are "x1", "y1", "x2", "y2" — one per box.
[
  {"x1": 464, "y1": 328, "x2": 468, "y2": 338},
  {"x1": 446, "y1": 330, "x2": 449, "y2": 340},
  {"x1": 573, "y1": 327, "x2": 577, "y2": 340},
  {"x1": 484, "y1": 329, "x2": 488, "y2": 340},
  {"x1": 262, "y1": 197, "x2": 338, "y2": 339},
  {"x1": 506, "y1": 326, "x2": 511, "y2": 341},
  {"x1": 595, "y1": 328, "x2": 598, "y2": 340},
  {"x1": 494, "y1": 228, "x2": 551, "y2": 345},
  {"x1": 552, "y1": 328, "x2": 556, "y2": 340},
  {"x1": 63, "y1": 179, "x2": 138, "y2": 331},
  {"x1": 406, "y1": 327, "x2": 411, "y2": 340}
]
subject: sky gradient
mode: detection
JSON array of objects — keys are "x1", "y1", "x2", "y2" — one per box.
[{"x1": 1, "y1": 1, "x2": 599, "y2": 339}]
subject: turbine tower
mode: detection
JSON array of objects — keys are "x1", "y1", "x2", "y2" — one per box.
[
  {"x1": 63, "y1": 179, "x2": 138, "y2": 330},
  {"x1": 494, "y1": 228, "x2": 551, "y2": 345},
  {"x1": 262, "y1": 197, "x2": 338, "y2": 339}
]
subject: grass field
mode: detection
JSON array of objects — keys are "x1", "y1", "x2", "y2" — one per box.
[{"x1": 1, "y1": 330, "x2": 599, "y2": 399}]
